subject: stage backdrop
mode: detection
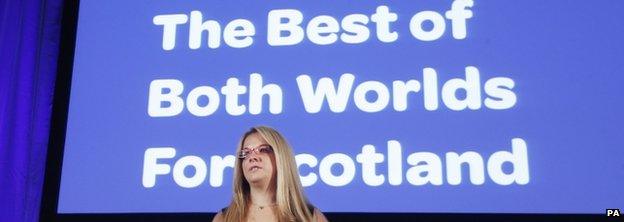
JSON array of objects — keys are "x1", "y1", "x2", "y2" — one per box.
[{"x1": 57, "y1": 0, "x2": 623, "y2": 214}]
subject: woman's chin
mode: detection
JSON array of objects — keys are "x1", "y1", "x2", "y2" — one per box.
[{"x1": 245, "y1": 173, "x2": 268, "y2": 184}]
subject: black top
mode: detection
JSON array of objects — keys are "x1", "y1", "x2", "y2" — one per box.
[{"x1": 220, "y1": 203, "x2": 315, "y2": 215}]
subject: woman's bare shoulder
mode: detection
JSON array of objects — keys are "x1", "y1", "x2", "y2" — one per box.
[{"x1": 212, "y1": 211, "x2": 224, "y2": 222}]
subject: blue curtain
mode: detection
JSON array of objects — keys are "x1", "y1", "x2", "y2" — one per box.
[{"x1": 0, "y1": 0, "x2": 63, "y2": 221}]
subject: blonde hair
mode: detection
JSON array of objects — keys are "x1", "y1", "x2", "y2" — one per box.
[{"x1": 223, "y1": 126, "x2": 314, "y2": 222}]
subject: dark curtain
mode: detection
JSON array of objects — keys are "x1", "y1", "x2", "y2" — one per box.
[{"x1": 0, "y1": 0, "x2": 63, "y2": 221}]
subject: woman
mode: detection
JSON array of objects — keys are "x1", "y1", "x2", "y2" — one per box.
[{"x1": 213, "y1": 126, "x2": 328, "y2": 222}]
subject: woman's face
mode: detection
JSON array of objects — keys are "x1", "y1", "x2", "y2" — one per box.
[{"x1": 241, "y1": 133, "x2": 276, "y2": 185}]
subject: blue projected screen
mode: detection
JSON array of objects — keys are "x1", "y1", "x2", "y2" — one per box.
[{"x1": 58, "y1": 0, "x2": 624, "y2": 214}]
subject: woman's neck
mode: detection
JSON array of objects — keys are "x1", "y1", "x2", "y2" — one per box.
[{"x1": 249, "y1": 183, "x2": 276, "y2": 206}]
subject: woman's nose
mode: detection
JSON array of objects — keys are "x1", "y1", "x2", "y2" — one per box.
[{"x1": 247, "y1": 153, "x2": 261, "y2": 162}]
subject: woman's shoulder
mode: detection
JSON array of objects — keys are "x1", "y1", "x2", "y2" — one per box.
[{"x1": 212, "y1": 211, "x2": 225, "y2": 222}]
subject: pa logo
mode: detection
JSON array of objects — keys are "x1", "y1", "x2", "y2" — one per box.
[{"x1": 607, "y1": 209, "x2": 621, "y2": 217}]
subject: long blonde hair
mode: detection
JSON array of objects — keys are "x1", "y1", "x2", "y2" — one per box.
[{"x1": 223, "y1": 126, "x2": 313, "y2": 222}]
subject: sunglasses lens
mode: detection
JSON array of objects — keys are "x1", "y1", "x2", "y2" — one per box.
[{"x1": 260, "y1": 146, "x2": 272, "y2": 153}]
